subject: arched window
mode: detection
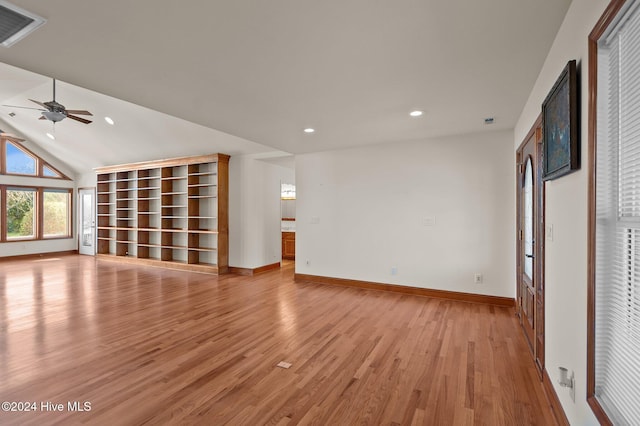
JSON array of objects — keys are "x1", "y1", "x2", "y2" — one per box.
[
  {"x1": 1, "y1": 138, "x2": 69, "y2": 179},
  {"x1": 0, "y1": 136, "x2": 72, "y2": 242},
  {"x1": 6, "y1": 141, "x2": 36, "y2": 175}
]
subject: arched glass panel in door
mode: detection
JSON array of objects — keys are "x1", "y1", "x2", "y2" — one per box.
[{"x1": 524, "y1": 157, "x2": 533, "y2": 279}]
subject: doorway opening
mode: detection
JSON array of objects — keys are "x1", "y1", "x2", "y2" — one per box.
[{"x1": 281, "y1": 183, "x2": 295, "y2": 263}]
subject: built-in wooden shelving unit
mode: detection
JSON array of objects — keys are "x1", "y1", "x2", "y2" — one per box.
[{"x1": 95, "y1": 154, "x2": 229, "y2": 274}]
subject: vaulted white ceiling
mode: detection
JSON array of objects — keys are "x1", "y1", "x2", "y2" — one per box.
[
  {"x1": 0, "y1": 0, "x2": 572, "y2": 174},
  {"x1": 0, "y1": 67, "x2": 277, "y2": 174}
]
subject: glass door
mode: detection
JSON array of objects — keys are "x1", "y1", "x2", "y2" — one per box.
[{"x1": 79, "y1": 188, "x2": 96, "y2": 255}]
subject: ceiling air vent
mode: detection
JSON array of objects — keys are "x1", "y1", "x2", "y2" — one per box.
[{"x1": 0, "y1": 0, "x2": 46, "y2": 47}]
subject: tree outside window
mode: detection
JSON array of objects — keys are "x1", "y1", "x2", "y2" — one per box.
[
  {"x1": 6, "y1": 188, "x2": 36, "y2": 239},
  {"x1": 43, "y1": 190, "x2": 70, "y2": 237}
]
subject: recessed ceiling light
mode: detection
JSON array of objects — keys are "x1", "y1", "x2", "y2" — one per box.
[
  {"x1": 304, "y1": 128, "x2": 315, "y2": 133},
  {"x1": 46, "y1": 133, "x2": 55, "y2": 140},
  {"x1": 105, "y1": 116, "x2": 115, "y2": 125},
  {"x1": 409, "y1": 110, "x2": 423, "y2": 117}
]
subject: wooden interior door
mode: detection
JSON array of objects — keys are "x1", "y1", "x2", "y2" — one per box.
[{"x1": 516, "y1": 118, "x2": 545, "y2": 374}]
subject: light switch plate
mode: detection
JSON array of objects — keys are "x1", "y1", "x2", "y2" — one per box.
[{"x1": 423, "y1": 216, "x2": 436, "y2": 226}]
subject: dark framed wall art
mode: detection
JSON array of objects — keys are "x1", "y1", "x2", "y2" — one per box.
[{"x1": 542, "y1": 59, "x2": 579, "y2": 181}]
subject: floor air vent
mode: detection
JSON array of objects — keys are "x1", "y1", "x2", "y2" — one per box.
[{"x1": 0, "y1": 1, "x2": 46, "y2": 47}]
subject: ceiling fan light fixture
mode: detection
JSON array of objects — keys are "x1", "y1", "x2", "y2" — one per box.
[
  {"x1": 41, "y1": 110, "x2": 66, "y2": 122},
  {"x1": 104, "y1": 116, "x2": 114, "y2": 125},
  {"x1": 8, "y1": 79, "x2": 93, "y2": 124}
]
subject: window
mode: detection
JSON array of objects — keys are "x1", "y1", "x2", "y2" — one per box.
[
  {"x1": 281, "y1": 183, "x2": 296, "y2": 200},
  {"x1": 589, "y1": 1, "x2": 640, "y2": 424},
  {"x1": 523, "y1": 158, "x2": 533, "y2": 279},
  {"x1": 6, "y1": 188, "x2": 36, "y2": 240},
  {"x1": 43, "y1": 165, "x2": 63, "y2": 178},
  {"x1": 0, "y1": 137, "x2": 72, "y2": 243},
  {"x1": 43, "y1": 189, "x2": 71, "y2": 238},
  {"x1": 1, "y1": 186, "x2": 72, "y2": 242},
  {"x1": 6, "y1": 141, "x2": 36, "y2": 175},
  {"x1": 0, "y1": 137, "x2": 69, "y2": 179}
]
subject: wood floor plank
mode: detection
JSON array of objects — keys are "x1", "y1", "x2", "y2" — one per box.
[{"x1": 0, "y1": 255, "x2": 557, "y2": 425}]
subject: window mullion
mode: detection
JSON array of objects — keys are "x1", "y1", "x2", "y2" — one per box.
[
  {"x1": 0, "y1": 186, "x2": 5, "y2": 243},
  {"x1": 0, "y1": 139, "x2": 5, "y2": 175},
  {"x1": 37, "y1": 188, "x2": 43, "y2": 240}
]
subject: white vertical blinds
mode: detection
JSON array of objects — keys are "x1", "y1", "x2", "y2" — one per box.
[{"x1": 596, "y1": 1, "x2": 640, "y2": 424}]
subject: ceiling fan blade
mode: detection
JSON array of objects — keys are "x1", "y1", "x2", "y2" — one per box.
[
  {"x1": 66, "y1": 114, "x2": 92, "y2": 124},
  {"x1": 65, "y1": 110, "x2": 93, "y2": 116},
  {"x1": 29, "y1": 99, "x2": 50, "y2": 109},
  {"x1": 39, "y1": 116, "x2": 47, "y2": 120},
  {"x1": 2, "y1": 104, "x2": 46, "y2": 111}
]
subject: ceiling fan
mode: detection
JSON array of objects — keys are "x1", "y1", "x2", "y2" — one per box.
[
  {"x1": 3, "y1": 79, "x2": 93, "y2": 124},
  {"x1": 0, "y1": 130, "x2": 25, "y2": 143}
]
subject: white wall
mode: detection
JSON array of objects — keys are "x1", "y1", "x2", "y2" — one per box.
[
  {"x1": 514, "y1": 0, "x2": 609, "y2": 424},
  {"x1": 229, "y1": 154, "x2": 294, "y2": 268},
  {"x1": 77, "y1": 171, "x2": 97, "y2": 189},
  {"x1": 0, "y1": 238, "x2": 76, "y2": 257},
  {"x1": 296, "y1": 130, "x2": 515, "y2": 297}
]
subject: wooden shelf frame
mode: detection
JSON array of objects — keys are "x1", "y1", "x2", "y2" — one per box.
[{"x1": 94, "y1": 154, "x2": 229, "y2": 274}]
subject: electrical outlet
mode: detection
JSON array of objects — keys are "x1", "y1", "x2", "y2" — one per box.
[
  {"x1": 391, "y1": 266, "x2": 398, "y2": 275},
  {"x1": 474, "y1": 273, "x2": 483, "y2": 284},
  {"x1": 559, "y1": 367, "x2": 575, "y2": 402}
]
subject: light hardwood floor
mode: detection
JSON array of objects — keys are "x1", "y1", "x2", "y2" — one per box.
[{"x1": 0, "y1": 255, "x2": 557, "y2": 425}]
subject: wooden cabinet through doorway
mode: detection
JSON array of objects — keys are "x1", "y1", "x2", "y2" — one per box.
[{"x1": 282, "y1": 232, "x2": 295, "y2": 260}]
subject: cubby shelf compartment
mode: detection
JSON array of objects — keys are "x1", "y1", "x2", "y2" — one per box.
[{"x1": 94, "y1": 154, "x2": 229, "y2": 274}]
